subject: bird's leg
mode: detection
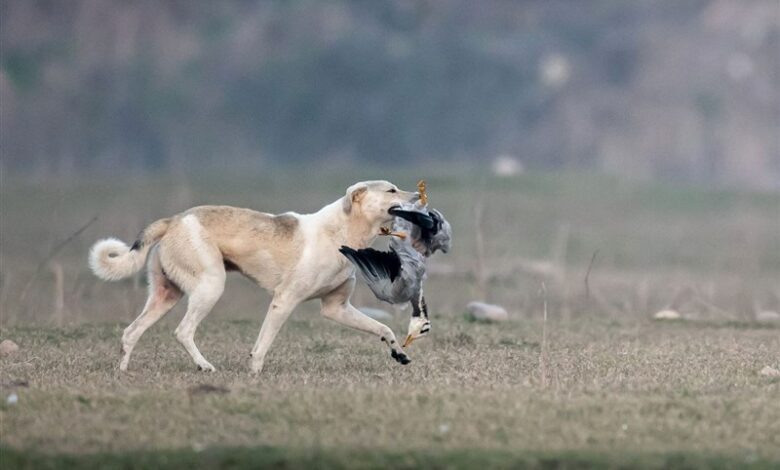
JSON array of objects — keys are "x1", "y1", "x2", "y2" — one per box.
[
  {"x1": 411, "y1": 291, "x2": 424, "y2": 318},
  {"x1": 419, "y1": 293, "x2": 429, "y2": 320},
  {"x1": 403, "y1": 290, "x2": 431, "y2": 347}
]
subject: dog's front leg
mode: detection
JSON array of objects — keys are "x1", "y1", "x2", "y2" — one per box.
[
  {"x1": 320, "y1": 280, "x2": 411, "y2": 365},
  {"x1": 324, "y1": 303, "x2": 411, "y2": 365},
  {"x1": 250, "y1": 292, "x2": 300, "y2": 374}
]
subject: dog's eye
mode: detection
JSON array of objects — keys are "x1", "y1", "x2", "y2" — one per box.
[{"x1": 387, "y1": 188, "x2": 397, "y2": 193}]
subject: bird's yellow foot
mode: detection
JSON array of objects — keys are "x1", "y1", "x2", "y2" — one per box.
[{"x1": 417, "y1": 179, "x2": 428, "y2": 206}]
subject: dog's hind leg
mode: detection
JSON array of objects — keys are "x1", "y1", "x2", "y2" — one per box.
[
  {"x1": 120, "y1": 249, "x2": 182, "y2": 371},
  {"x1": 173, "y1": 268, "x2": 225, "y2": 372}
]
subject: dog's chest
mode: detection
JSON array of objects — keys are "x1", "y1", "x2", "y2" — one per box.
[
  {"x1": 301, "y1": 257, "x2": 352, "y2": 299},
  {"x1": 295, "y1": 214, "x2": 368, "y2": 299}
]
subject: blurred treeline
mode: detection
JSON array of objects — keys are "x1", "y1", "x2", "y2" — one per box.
[{"x1": 1, "y1": 0, "x2": 778, "y2": 187}]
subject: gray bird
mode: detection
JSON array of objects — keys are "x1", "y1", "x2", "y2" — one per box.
[{"x1": 339, "y1": 202, "x2": 452, "y2": 347}]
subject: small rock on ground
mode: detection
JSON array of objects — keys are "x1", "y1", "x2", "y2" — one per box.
[
  {"x1": 359, "y1": 307, "x2": 393, "y2": 321},
  {"x1": 653, "y1": 309, "x2": 682, "y2": 320},
  {"x1": 759, "y1": 366, "x2": 780, "y2": 377},
  {"x1": 0, "y1": 340, "x2": 19, "y2": 357},
  {"x1": 466, "y1": 302, "x2": 509, "y2": 322}
]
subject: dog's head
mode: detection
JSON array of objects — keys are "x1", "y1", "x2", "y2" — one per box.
[{"x1": 342, "y1": 180, "x2": 419, "y2": 223}]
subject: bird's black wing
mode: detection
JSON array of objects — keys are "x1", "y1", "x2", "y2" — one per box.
[
  {"x1": 339, "y1": 246, "x2": 401, "y2": 282},
  {"x1": 388, "y1": 207, "x2": 436, "y2": 231}
]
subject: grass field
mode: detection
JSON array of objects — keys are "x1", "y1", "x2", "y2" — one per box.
[{"x1": 1, "y1": 170, "x2": 779, "y2": 468}]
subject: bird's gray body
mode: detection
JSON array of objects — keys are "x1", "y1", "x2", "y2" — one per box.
[
  {"x1": 339, "y1": 202, "x2": 451, "y2": 308},
  {"x1": 376, "y1": 237, "x2": 426, "y2": 305}
]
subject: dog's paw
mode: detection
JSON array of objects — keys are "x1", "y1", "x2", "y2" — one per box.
[
  {"x1": 391, "y1": 349, "x2": 412, "y2": 365},
  {"x1": 119, "y1": 353, "x2": 130, "y2": 371},
  {"x1": 196, "y1": 362, "x2": 216, "y2": 372},
  {"x1": 249, "y1": 359, "x2": 265, "y2": 375}
]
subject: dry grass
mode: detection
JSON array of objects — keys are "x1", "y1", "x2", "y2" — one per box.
[
  {"x1": 1, "y1": 170, "x2": 779, "y2": 467},
  {"x1": 1, "y1": 318, "x2": 779, "y2": 459}
]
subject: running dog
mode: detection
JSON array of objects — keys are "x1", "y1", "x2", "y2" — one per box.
[{"x1": 88, "y1": 181, "x2": 420, "y2": 373}]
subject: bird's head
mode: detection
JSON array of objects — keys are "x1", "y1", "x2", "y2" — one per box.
[
  {"x1": 428, "y1": 208, "x2": 452, "y2": 254},
  {"x1": 403, "y1": 315, "x2": 431, "y2": 347}
]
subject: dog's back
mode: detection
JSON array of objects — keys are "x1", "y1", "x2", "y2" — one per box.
[{"x1": 169, "y1": 205, "x2": 304, "y2": 289}]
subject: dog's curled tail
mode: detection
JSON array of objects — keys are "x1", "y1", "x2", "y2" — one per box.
[{"x1": 89, "y1": 218, "x2": 171, "y2": 281}]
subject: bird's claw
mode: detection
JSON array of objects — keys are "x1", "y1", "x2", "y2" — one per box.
[{"x1": 379, "y1": 226, "x2": 407, "y2": 239}]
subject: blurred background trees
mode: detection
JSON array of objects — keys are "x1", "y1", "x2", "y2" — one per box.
[{"x1": 1, "y1": 0, "x2": 778, "y2": 188}]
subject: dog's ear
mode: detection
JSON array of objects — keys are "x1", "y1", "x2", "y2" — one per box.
[{"x1": 343, "y1": 183, "x2": 368, "y2": 213}]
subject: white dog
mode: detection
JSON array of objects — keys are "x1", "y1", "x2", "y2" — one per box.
[{"x1": 89, "y1": 181, "x2": 420, "y2": 373}]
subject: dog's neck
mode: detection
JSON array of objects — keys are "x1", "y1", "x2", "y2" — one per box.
[
  {"x1": 345, "y1": 215, "x2": 382, "y2": 248},
  {"x1": 316, "y1": 199, "x2": 384, "y2": 249}
]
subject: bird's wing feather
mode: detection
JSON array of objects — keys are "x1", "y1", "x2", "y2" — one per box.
[
  {"x1": 339, "y1": 246, "x2": 400, "y2": 281},
  {"x1": 339, "y1": 246, "x2": 401, "y2": 302}
]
